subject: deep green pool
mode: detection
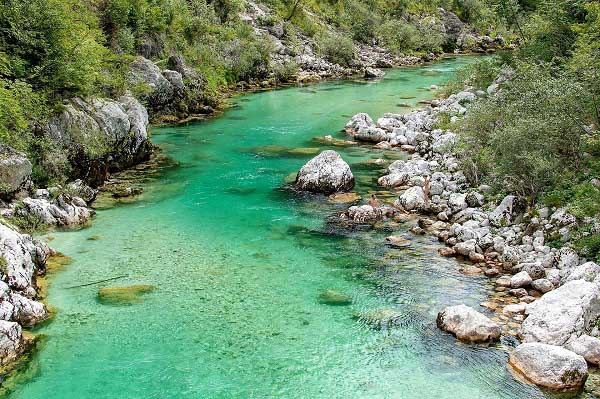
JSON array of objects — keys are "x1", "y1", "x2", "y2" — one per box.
[{"x1": 7, "y1": 57, "x2": 552, "y2": 398}]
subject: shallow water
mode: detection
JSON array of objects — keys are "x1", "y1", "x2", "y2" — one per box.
[{"x1": 8, "y1": 57, "x2": 554, "y2": 398}]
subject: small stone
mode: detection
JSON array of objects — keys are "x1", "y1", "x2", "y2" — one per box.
[{"x1": 510, "y1": 271, "x2": 532, "y2": 288}]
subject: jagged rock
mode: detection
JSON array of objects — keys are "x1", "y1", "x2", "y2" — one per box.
[
  {"x1": 0, "y1": 320, "x2": 24, "y2": 366},
  {"x1": 436, "y1": 304, "x2": 501, "y2": 343},
  {"x1": 345, "y1": 113, "x2": 373, "y2": 134},
  {"x1": 521, "y1": 280, "x2": 600, "y2": 346},
  {"x1": 45, "y1": 96, "x2": 151, "y2": 184},
  {"x1": 9, "y1": 293, "x2": 47, "y2": 327},
  {"x1": 465, "y1": 191, "x2": 484, "y2": 208},
  {"x1": 0, "y1": 146, "x2": 32, "y2": 197},
  {"x1": 509, "y1": 343, "x2": 587, "y2": 392},
  {"x1": 19, "y1": 195, "x2": 92, "y2": 227},
  {"x1": 489, "y1": 195, "x2": 516, "y2": 227},
  {"x1": 129, "y1": 56, "x2": 175, "y2": 109},
  {"x1": 565, "y1": 262, "x2": 600, "y2": 283},
  {"x1": 432, "y1": 132, "x2": 456, "y2": 154},
  {"x1": 295, "y1": 151, "x2": 354, "y2": 194},
  {"x1": 66, "y1": 180, "x2": 97, "y2": 203},
  {"x1": 0, "y1": 222, "x2": 51, "y2": 293},
  {"x1": 566, "y1": 334, "x2": 600, "y2": 365}
]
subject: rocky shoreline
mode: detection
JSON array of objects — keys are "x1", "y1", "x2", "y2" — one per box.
[{"x1": 291, "y1": 72, "x2": 600, "y2": 393}]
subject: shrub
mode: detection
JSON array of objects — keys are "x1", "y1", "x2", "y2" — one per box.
[
  {"x1": 317, "y1": 34, "x2": 355, "y2": 67},
  {"x1": 224, "y1": 37, "x2": 274, "y2": 82},
  {"x1": 458, "y1": 62, "x2": 591, "y2": 201},
  {"x1": 272, "y1": 61, "x2": 298, "y2": 84}
]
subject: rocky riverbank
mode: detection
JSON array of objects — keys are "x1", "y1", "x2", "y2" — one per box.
[
  {"x1": 292, "y1": 71, "x2": 600, "y2": 393},
  {"x1": 0, "y1": 7, "x2": 503, "y2": 372}
]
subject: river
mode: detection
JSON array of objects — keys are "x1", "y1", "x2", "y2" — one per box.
[{"x1": 6, "y1": 56, "x2": 553, "y2": 398}]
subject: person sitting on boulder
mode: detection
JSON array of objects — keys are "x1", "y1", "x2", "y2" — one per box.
[{"x1": 369, "y1": 194, "x2": 380, "y2": 208}]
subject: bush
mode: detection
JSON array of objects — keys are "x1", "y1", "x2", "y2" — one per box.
[
  {"x1": 224, "y1": 37, "x2": 273, "y2": 82},
  {"x1": 458, "y1": 62, "x2": 591, "y2": 201},
  {"x1": 272, "y1": 61, "x2": 298, "y2": 84},
  {"x1": 0, "y1": 0, "x2": 108, "y2": 95},
  {"x1": 317, "y1": 34, "x2": 355, "y2": 67}
]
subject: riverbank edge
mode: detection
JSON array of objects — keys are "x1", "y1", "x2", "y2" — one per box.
[{"x1": 326, "y1": 72, "x2": 600, "y2": 393}]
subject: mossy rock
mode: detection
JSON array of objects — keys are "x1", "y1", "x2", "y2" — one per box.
[
  {"x1": 354, "y1": 308, "x2": 402, "y2": 329},
  {"x1": 45, "y1": 253, "x2": 72, "y2": 273},
  {"x1": 97, "y1": 285, "x2": 155, "y2": 305},
  {"x1": 327, "y1": 192, "x2": 361, "y2": 204},
  {"x1": 286, "y1": 147, "x2": 320, "y2": 156},
  {"x1": 283, "y1": 172, "x2": 298, "y2": 185},
  {"x1": 318, "y1": 289, "x2": 352, "y2": 306}
]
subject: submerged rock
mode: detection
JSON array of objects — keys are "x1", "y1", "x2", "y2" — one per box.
[
  {"x1": 328, "y1": 192, "x2": 361, "y2": 204},
  {"x1": 318, "y1": 289, "x2": 352, "y2": 306},
  {"x1": 295, "y1": 151, "x2": 354, "y2": 194},
  {"x1": 97, "y1": 285, "x2": 155, "y2": 305},
  {"x1": 509, "y1": 343, "x2": 588, "y2": 392},
  {"x1": 355, "y1": 308, "x2": 402, "y2": 330},
  {"x1": 436, "y1": 304, "x2": 501, "y2": 343}
]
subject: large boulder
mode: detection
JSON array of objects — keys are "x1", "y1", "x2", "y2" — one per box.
[
  {"x1": 508, "y1": 343, "x2": 587, "y2": 392},
  {"x1": 45, "y1": 96, "x2": 151, "y2": 184},
  {"x1": 395, "y1": 186, "x2": 426, "y2": 211},
  {"x1": 520, "y1": 280, "x2": 600, "y2": 346},
  {"x1": 128, "y1": 56, "x2": 175, "y2": 109},
  {"x1": 347, "y1": 205, "x2": 379, "y2": 223},
  {"x1": 295, "y1": 151, "x2": 354, "y2": 194},
  {"x1": 565, "y1": 261, "x2": 600, "y2": 283},
  {"x1": 436, "y1": 304, "x2": 501, "y2": 343},
  {"x1": 0, "y1": 146, "x2": 32, "y2": 197}
]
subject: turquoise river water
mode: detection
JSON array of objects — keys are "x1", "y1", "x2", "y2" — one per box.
[{"x1": 6, "y1": 57, "x2": 557, "y2": 398}]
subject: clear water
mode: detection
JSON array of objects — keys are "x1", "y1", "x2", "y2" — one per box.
[{"x1": 7, "y1": 57, "x2": 553, "y2": 398}]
